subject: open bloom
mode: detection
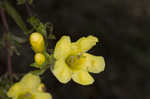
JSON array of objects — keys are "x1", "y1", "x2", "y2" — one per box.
[
  {"x1": 7, "y1": 73, "x2": 52, "y2": 99},
  {"x1": 52, "y1": 35, "x2": 105, "y2": 85},
  {"x1": 30, "y1": 32, "x2": 45, "y2": 53}
]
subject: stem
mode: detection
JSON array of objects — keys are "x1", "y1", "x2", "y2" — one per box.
[
  {"x1": 25, "y1": 0, "x2": 32, "y2": 17},
  {"x1": 0, "y1": 8, "x2": 12, "y2": 75}
]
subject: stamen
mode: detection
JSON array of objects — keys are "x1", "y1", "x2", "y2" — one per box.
[{"x1": 66, "y1": 54, "x2": 85, "y2": 70}]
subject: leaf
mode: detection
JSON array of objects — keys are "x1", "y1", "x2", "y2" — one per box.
[
  {"x1": 16, "y1": 0, "x2": 25, "y2": 5},
  {"x1": 17, "y1": 0, "x2": 33, "y2": 5},
  {"x1": 10, "y1": 46, "x2": 20, "y2": 56},
  {"x1": 30, "y1": 63, "x2": 38, "y2": 68},
  {"x1": 28, "y1": 0, "x2": 33, "y2": 5},
  {"x1": 28, "y1": 16, "x2": 47, "y2": 37},
  {"x1": 43, "y1": 52, "x2": 55, "y2": 70},
  {"x1": 30, "y1": 69, "x2": 45, "y2": 76},
  {"x1": 48, "y1": 55, "x2": 55, "y2": 70},
  {"x1": 0, "y1": 73, "x2": 15, "y2": 99},
  {"x1": 7, "y1": 33, "x2": 26, "y2": 56},
  {"x1": 30, "y1": 53, "x2": 55, "y2": 75},
  {"x1": 4, "y1": 0, "x2": 29, "y2": 34},
  {"x1": 45, "y1": 23, "x2": 53, "y2": 33},
  {"x1": 36, "y1": 23, "x2": 47, "y2": 36},
  {"x1": 30, "y1": 61, "x2": 47, "y2": 69},
  {"x1": 45, "y1": 23, "x2": 56, "y2": 40},
  {"x1": 48, "y1": 33, "x2": 56, "y2": 40},
  {"x1": 11, "y1": 35, "x2": 27, "y2": 44},
  {"x1": 30, "y1": 64, "x2": 49, "y2": 76}
]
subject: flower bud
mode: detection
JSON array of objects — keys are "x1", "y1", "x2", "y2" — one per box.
[
  {"x1": 30, "y1": 32, "x2": 45, "y2": 53},
  {"x1": 34, "y1": 53, "x2": 46, "y2": 66}
]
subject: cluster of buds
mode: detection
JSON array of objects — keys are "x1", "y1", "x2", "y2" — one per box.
[{"x1": 30, "y1": 32, "x2": 46, "y2": 68}]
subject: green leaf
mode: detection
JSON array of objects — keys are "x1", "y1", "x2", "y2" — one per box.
[
  {"x1": 48, "y1": 33, "x2": 56, "y2": 40},
  {"x1": 11, "y1": 35, "x2": 27, "y2": 44},
  {"x1": 0, "y1": 73, "x2": 16, "y2": 99},
  {"x1": 28, "y1": 0, "x2": 33, "y2": 5},
  {"x1": 30, "y1": 64, "x2": 49, "y2": 76},
  {"x1": 16, "y1": 0, "x2": 25, "y2": 5},
  {"x1": 30, "y1": 60, "x2": 47, "y2": 69},
  {"x1": 30, "y1": 69, "x2": 45, "y2": 76},
  {"x1": 10, "y1": 46, "x2": 20, "y2": 56},
  {"x1": 37, "y1": 23, "x2": 47, "y2": 36},
  {"x1": 7, "y1": 33, "x2": 26, "y2": 56},
  {"x1": 4, "y1": 0, "x2": 29, "y2": 34},
  {"x1": 48, "y1": 55, "x2": 55, "y2": 70},
  {"x1": 28, "y1": 16, "x2": 47, "y2": 37},
  {"x1": 30, "y1": 53, "x2": 55, "y2": 76},
  {"x1": 45, "y1": 23, "x2": 53, "y2": 33},
  {"x1": 45, "y1": 23, "x2": 55, "y2": 40},
  {"x1": 43, "y1": 52, "x2": 55, "y2": 70},
  {"x1": 30, "y1": 63, "x2": 39, "y2": 68},
  {"x1": 17, "y1": 0, "x2": 33, "y2": 5}
]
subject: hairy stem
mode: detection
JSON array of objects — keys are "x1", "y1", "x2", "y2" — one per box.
[{"x1": 0, "y1": 8, "x2": 12, "y2": 75}]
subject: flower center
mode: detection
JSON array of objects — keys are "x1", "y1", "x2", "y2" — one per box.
[
  {"x1": 17, "y1": 92, "x2": 33, "y2": 99},
  {"x1": 66, "y1": 54, "x2": 86, "y2": 70}
]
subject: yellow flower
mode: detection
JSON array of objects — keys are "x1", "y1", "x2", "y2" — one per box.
[
  {"x1": 7, "y1": 73, "x2": 52, "y2": 99},
  {"x1": 52, "y1": 35, "x2": 105, "y2": 85},
  {"x1": 34, "y1": 53, "x2": 46, "y2": 66},
  {"x1": 38, "y1": 83, "x2": 45, "y2": 92},
  {"x1": 30, "y1": 32, "x2": 45, "y2": 53}
]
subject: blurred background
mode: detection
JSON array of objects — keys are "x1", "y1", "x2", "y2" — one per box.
[{"x1": 0, "y1": 0, "x2": 150, "y2": 99}]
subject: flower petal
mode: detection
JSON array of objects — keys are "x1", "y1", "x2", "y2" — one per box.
[
  {"x1": 37, "y1": 83, "x2": 45, "y2": 92},
  {"x1": 21, "y1": 73, "x2": 41, "y2": 90},
  {"x1": 84, "y1": 53, "x2": 105, "y2": 73},
  {"x1": 33, "y1": 92, "x2": 52, "y2": 99},
  {"x1": 54, "y1": 36, "x2": 71, "y2": 59},
  {"x1": 7, "y1": 73, "x2": 52, "y2": 99},
  {"x1": 7, "y1": 82, "x2": 22, "y2": 98},
  {"x1": 72, "y1": 70, "x2": 94, "y2": 85},
  {"x1": 73, "y1": 35, "x2": 98, "y2": 53},
  {"x1": 52, "y1": 59, "x2": 72, "y2": 84},
  {"x1": 7, "y1": 73, "x2": 41, "y2": 98}
]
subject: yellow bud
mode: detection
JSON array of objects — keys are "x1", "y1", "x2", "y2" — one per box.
[
  {"x1": 30, "y1": 32, "x2": 45, "y2": 53},
  {"x1": 34, "y1": 53, "x2": 46, "y2": 66}
]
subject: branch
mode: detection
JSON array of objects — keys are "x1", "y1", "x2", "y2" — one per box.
[{"x1": 0, "y1": 8, "x2": 12, "y2": 75}]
